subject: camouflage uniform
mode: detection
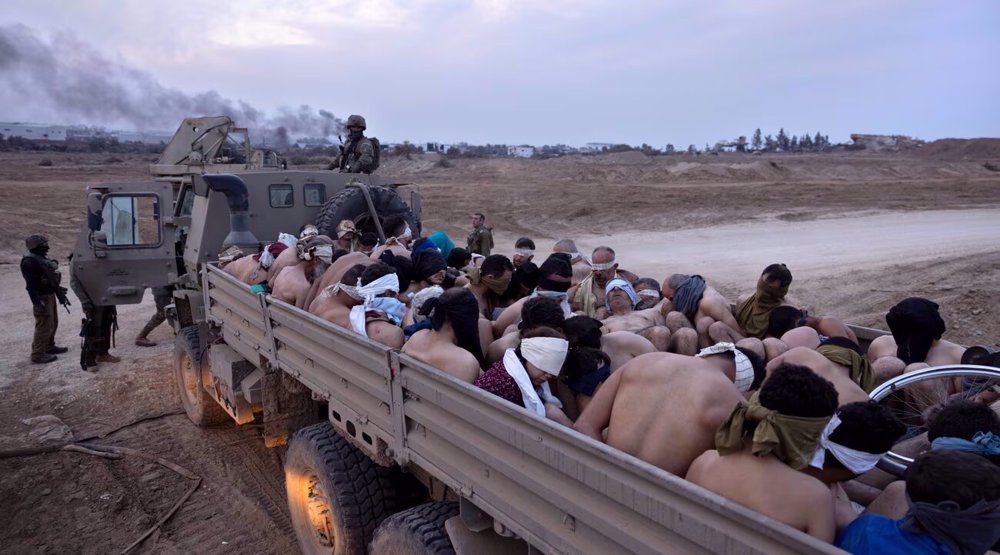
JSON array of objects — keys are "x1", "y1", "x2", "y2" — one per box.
[
  {"x1": 467, "y1": 225, "x2": 494, "y2": 256},
  {"x1": 20, "y1": 234, "x2": 68, "y2": 363},
  {"x1": 338, "y1": 114, "x2": 378, "y2": 174},
  {"x1": 70, "y1": 260, "x2": 117, "y2": 367}
]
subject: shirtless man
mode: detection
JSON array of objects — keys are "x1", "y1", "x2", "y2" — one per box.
[
  {"x1": 564, "y1": 316, "x2": 656, "y2": 372},
  {"x1": 766, "y1": 305, "x2": 859, "y2": 349},
  {"x1": 305, "y1": 252, "x2": 373, "y2": 312},
  {"x1": 568, "y1": 246, "x2": 639, "y2": 318},
  {"x1": 867, "y1": 297, "x2": 965, "y2": 409},
  {"x1": 552, "y1": 239, "x2": 592, "y2": 285},
  {"x1": 310, "y1": 263, "x2": 405, "y2": 348},
  {"x1": 685, "y1": 364, "x2": 840, "y2": 542},
  {"x1": 602, "y1": 279, "x2": 696, "y2": 354},
  {"x1": 466, "y1": 254, "x2": 514, "y2": 320},
  {"x1": 487, "y1": 296, "x2": 566, "y2": 363},
  {"x1": 369, "y1": 215, "x2": 413, "y2": 260},
  {"x1": 574, "y1": 348, "x2": 765, "y2": 476},
  {"x1": 270, "y1": 236, "x2": 335, "y2": 309},
  {"x1": 224, "y1": 234, "x2": 295, "y2": 286},
  {"x1": 407, "y1": 250, "x2": 448, "y2": 297},
  {"x1": 662, "y1": 273, "x2": 745, "y2": 349},
  {"x1": 402, "y1": 288, "x2": 484, "y2": 383},
  {"x1": 765, "y1": 344, "x2": 873, "y2": 404},
  {"x1": 633, "y1": 277, "x2": 662, "y2": 310},
  {"x1": 493, "y1": 255, "x2": 573, "y2": 337}
]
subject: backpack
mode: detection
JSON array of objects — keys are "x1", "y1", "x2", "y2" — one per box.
[{"x1": 367, "y1": 137, "x2": 381, "y2": 173}]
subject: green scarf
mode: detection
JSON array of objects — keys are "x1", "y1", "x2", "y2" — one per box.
[
  {"x1": 735, "y1": 276, "x2": 788, "y2": 339},
  {"x1": 715, "y1": 391, "x2": 830, "y2": 470},
  {"x1": 817, "y1": 343, "x2": 878, "y2": 393}
]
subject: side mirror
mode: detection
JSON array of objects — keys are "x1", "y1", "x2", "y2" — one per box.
[{"x1": 87, "y1": 193, "x2": 104, "y2": 231}]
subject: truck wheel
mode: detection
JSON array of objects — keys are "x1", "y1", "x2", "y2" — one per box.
[
  {"x1": 370, "y1": 502, "x2": 459, "y2": 555},
  {"x1": 315, "y1": 186, "x2": 417, "y2": 240},
  {"x1": 285, "y1": 422, "x2": 398, "y2": 555},
  {"x1": 174, "y1": 326, "x2": 229, "y2": 426}
]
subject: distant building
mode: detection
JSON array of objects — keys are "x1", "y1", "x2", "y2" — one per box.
[
  {"x1": 582, "y1": 142, "x2": 616, "y2": 152},
  {"x1": 113, "y1": 130, "x2": 173, "y2": 144},
  {"x1": 507, "y1": 145, "x2": 535, "y2": 158},
  {"x1": 0, "y1": 122, "x2": 67, "y2": 142},
  {"x1": 426, "y1": 142, "x2": 451, "y2": 153}
]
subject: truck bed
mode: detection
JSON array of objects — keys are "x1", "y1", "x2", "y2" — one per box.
[{"x1": 203, "y1": 264, "x2": 843, "y2": 554}]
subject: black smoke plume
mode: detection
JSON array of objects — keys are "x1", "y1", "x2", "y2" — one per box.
[{"x1": 0, "y1": 24, "x2": 344, "y2": 141}]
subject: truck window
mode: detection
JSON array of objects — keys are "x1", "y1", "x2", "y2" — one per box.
[
  {"x1": 304, "y1": 183, "x2": 326, "y2": 206},
  {"x1": 269, "y1": 184, "x2": 293, "y2": 208},
  {"x1": 100, "y1": 194, "x2": 161, "y2": 246}
]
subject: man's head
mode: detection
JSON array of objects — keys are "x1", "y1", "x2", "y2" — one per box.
[
  {"x1": 697, "y1": 343, "x2": 766, "y2": 395},
  {"x1": 446, "y1": 247, "x2": 472, "y2": 270},
  {"x1": 811, "y1": 401, "x2": 906, "y2": 480},
  {"x1": 518, "y1": 326, "x2": 569, "y2": 386},
  {"x1": 767, "y1": 305, "x2": 807, "y2": 338},
  {"x1": 519, "y1": 296, "x2": 566, "y2": 333},
  {"x1": 906, "y1": 450, "x2": 1000, "y2": 509},
  {"x1": 605, "y1": 279, "x2": 639, "y2": 313},
  {"x1": 358, "y1": 232, "x2": 378, "y2": 254},
  {"x1": 335, "y1": 220, "x2": 357, "y2": 244},
  {"x1": 382, "y1": 215, "x2": 411, "y2": 242},
  {"x1": 762, "y1": 263, "x2": 792, "y2": 288},
  {"x1": 590, "y1": 246, "x2": 618, "y2": 287},
  {"x1": 299, "y1": 223, "x2": 319, "y2": 239},
  {"x1": 563, "y1": 316, "x2": 603, "y2": 349},
  {"x1": 513, "y1": 237, "x2": 535, "y2": 267},
  {"x1": 552, "y1": 239, "x2": 579, "y2": 258},
  {"x1": 662, "y1": 273, "x2": 689, "y2": 300},
  {"x1": 928, "y1": 400, "x2": 1000, "y2": 465},
  {"x1": 634, "y1": 277, "x2": 662, "y2": 308},
  {"x1": 535, "y1": 255, "x2": 572, "y2": 294},
  {"x1": 471, "y1": 212, "x2": 485, "y2": 229},
  {"x1": 422, "y1": 287, "x2": 484, "y2": 364},
  {"x1": 759, "y1": 363, "x2": 839, "y2": 418},
  {"x1": 481, "y1": 254, "x2": 513, "y2": 279},
  {"x1": 886, "y1": 297, "x2": 947, "y2": 365},
  {"x1": 25, "y1": 233, "x2": 49, "y2": 255},
  {"x1": 411, "y1": 250, "x2": 448, "y2": 286},
  {"x1": 360, "y1": 262, "x2": 397, "y2": 295},
  {"x1": 300, "y1": 235, "x2": 336, "y2": 279},
  {"x1": 346, "y1": 114, "x2": 366, "y2": 138}
]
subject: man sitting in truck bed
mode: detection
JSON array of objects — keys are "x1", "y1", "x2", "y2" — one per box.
[
  {"x1": 574, "y1": 346, "x2": 765, "y2": 476},
  {"x1": 601, "y1": 279, "x2": 696, "y2": 355},
  {"x1": 402, "y1": 288, "x2": 484, "y2": 383},
  {"x1": 311, "y1": 263, "x2": 406, "y2": 348},
  {"x1": 662, "y1": 273, "x2": 748, "y2": 349},
  {"x1": 271, "y1": 235, "x2": 336, "y2": 309}
]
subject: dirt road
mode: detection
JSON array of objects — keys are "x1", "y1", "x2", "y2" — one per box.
[{"x1": 0, "y1": 148, "x2": 998, "y2": 553}]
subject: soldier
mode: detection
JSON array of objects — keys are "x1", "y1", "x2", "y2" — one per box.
[
  {"x1": 337, "y1": 114, "x2": 378, "y2": 174},
  {"x1": 134, "y1": 286, "x2": 174, "y2": 347},
  {"x1": 20, "y1": 234, "x2": 69, "y2": 364},
  {"x1": 467, "y1": 212, "x2": 494, "y2": 256},
  {"x1": 70, "y1": 259, "x2": 121, "y2": 369}
]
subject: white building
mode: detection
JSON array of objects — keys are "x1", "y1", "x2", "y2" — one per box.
[
  {"x1": 507, "y1": 145, "x2": 535, "y2": 158},
  {"x1": 582, "y1": 142, "x2": 616, "y2": 152},
  {"x1": 0, "y1": 122, "x2": 67, "y2": 142}
]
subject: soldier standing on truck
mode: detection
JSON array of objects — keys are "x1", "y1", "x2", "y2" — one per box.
[
  {"x1": 20, "y1": 234, "x2": 70, "y2": 364},
  {"x1": 337, "y1": 115, "x2": 379, "y2": 174},
  {"x1": 69, "y1": 256, "x2": 120, "y2": 370}
]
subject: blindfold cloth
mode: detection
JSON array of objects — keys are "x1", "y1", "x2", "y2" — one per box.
[
  {"x1": 735, "y1": 275, "x2": 789, "y2": 339},
  {"x1": 808, "y1": 414, "x2": 884, "y2": 474},
  {"x1": 520, "y1": 336, "x2": 569, "y2": 376},
  {"x1": 428, "y1": 231, "x2": 455, "y2": 259},
  {"x1": 673, "y1": 274, "x2": 707, "y2": 322},
  {"x1": 697, "y1": 342, "x2": 755, "y2": 394},
  {"x1": 590, "y1": 260, "x2": 616, "y2": 271},
  {"x1": 411, "y1": 237, "x2": 441, "y2": 255},
  {"x1": 817, "y1": 343, "x2": 878, "y2": 393},
  {"x1": 931, "y1": 431, "x2": 1000, "y2": 456},
  {"x1": 411, "y1": 285, "x2": 444, "y2": 322},
  {"x1": 900, "y1": 494, "x2": 1000, "y2": 555},
  {"x1": 886, "y1": 297, "x2": 946, "y2": 365},
  {"x1": 637, "y1": 288, "x2": 661, "y2": 300},
  {"x1": 299, "y1": 225, "x2": 319, "y2": 239},
  {"x1": 368, "y1": 297, "x2": 406, "y2": 326},
  {"x1": 467, "y1": 267, "x2": 512, "y2": 295},
  {"x1": 347, "y1": 274, "x2": 402, "y2": 337},
  {"x1": 715, "y1": 391, "x2": 830, "y2": 470},
  {"x1": 412, "y1": 250, "x2": 447, "y2": 282},
  {"x1": 514, "y1": 248, "x2": 535, "y2": 257},
  {"x1": 254, "y1": 241, "x2": 289, "y2": 270},
  {"x1": 300, "y1": 244, "x2": 334, "y2": 264},
  {"x1": 605, "y1": 279, "x2": 640, "y2": 308},
  {"x1": 502, "y1": 349, "x2": 562, "y2": 418}
]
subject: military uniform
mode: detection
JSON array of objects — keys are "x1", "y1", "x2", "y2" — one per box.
[
  {"x1": 70, "y1": 261, "x2": 118, "y2": 368},
  {"x1": 467, "y1": 226, "x2": 494, "y2": 256},
  {"x1": 135, "y1": 286, "x2": 174, "y2": 346},
  {"x1": 20, "y1": 234, "x2": 68, "y2": 363},
  {"x1": 337, "y1": 114, "x2": 378, "y2": 174}
]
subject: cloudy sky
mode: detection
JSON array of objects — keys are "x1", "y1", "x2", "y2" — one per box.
[{"x1": 1, "y1": 0, "x2": 997, "y2": 147}]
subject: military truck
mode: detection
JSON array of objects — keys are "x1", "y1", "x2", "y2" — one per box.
[{"x1": 70, "y1": 121, "x2": 999, "y2": 554}]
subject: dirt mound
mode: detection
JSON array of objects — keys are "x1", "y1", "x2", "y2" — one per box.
[{"x1": 919, "y1": 138, "x2": 1000, "y2": 160}]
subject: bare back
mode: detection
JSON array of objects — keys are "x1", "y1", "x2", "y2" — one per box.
[
  {"x1": 272, "y1": 265, "x2": 311, "y2": 308},
  {"x1": 402, "y1": 330, "x2": 480, "y2": 383},
  {"x1": 306, "y1": 253, "x2": 373, "y2": 312},
  {"x1": 267, "y1": 247, "x2": 301, "y2": 288},
  {"x1": 766, "y1": 347, "x2": 870, "y2": 405}
]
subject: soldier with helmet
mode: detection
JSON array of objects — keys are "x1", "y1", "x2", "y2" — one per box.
[
  {"x1": 337, "y1": 114, "x2": 379, "y2": 174},
  {"x1": 20, "y1": 234, "x2": 70, "y2": 363}
]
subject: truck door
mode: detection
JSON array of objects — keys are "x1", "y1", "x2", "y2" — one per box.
[{"x1": 71, "y1": 182, "x2": 178, "y2": 305}]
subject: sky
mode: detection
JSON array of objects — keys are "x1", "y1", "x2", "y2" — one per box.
[{"x1": 1, "y1": 0, "x2": 998, "y2": 147}]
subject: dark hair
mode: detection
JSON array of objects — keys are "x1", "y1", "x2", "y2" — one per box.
[
  {"x1": 446, "y1": 247, "x2": 471, "y2": 269},
  {"x1": 735, "y1": 346, "x2": 767, "y2": 392},
  {"x1": 382, "y1": 215, "x2": 408, "y2": 237},
  {"x1": 360, "y1": 262, "x2": 396, "y2": 286},
  {"x1": 385, "y1": 255, "x2": 412, "y2": 290},
  {"x1": 762, "y1": 263, "x2": 793, "y2": 288},
  {"x1": 481, "y1": 254, "x2": 514, "y2": 277},
  {"x1": 562, "y1": 346, "x2": 610, "y2": 384},
  {"x1": 906, "y1": 450, "x2": 1000, "y2": 509},
  {"x1": 473, "y1": 212, "x2": 485, "y2": 220},
  {"x1": 536, "y1": 255, "x2": 573, "y2": 292},
  {"x1": 827, "y1": 401, "x2": 906, "y2": 461},
  {"x1": 819, "y1": 336, "x2": 864, "y2": 356},
  {"x1": 767, "y1": 306, "x2": 805, "y2": 338},
  {"x1": 426, "y1": 287, "x2": 484, "y2": 365},
  {"x1": 515, "y1": 237, "x2": 535, "y2": 250},
  {"x1": 340, "y1": 263, "x2": 366, "y2": 285},
  {"x1": 928, "y1": 400, "x2": 1000, "y2": 442},
  {"x1": 329, "y1": 248, "x2": 350, "y2": 266},
  {"x1": 759, "y1": 363, "x2": 838, "y2": 418},
  {"x1": 359, "y1": 232, "x2": 378, "y2": 248},
  {"x1": 520, "y1": 297, "x2": 566, "y2": 332},
  {"x1": 563, "y1": 316, "x2": 603, "y2": 349},
  {"x1": 636, "y1": 277, "x2": 661, "y2": 295}
]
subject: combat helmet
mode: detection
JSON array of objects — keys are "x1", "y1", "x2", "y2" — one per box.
[
  {"x1": 25, "y1": 233, "x2": 49, "y2": 250},
  {"x1": 346, "y1": 114, "x2": 367, "y2": 130}
]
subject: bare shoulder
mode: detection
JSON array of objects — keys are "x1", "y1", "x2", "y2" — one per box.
[
  {"x1": 867, "y1": 334, "x2": 897, "y2": 359},
  {"x1": 685, "y1": 449, "x2": 720, "y2": 481}
]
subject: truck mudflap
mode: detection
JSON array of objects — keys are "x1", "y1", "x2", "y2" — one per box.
[{"x1": 201, "y1": 265, "x2": 842, "y2": 554}]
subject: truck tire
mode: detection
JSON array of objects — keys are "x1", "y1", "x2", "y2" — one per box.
[
  {"x1": 369, "y1": 502, "x2": 459, "y2": 555},
  {"x1": 285, "y1": 422, "x2": 398, "y2": 555},
  {"x1": 174, "y1": 326, "x2": 229, "y2": 426},
  {"x1": 315, "y1": 186, "x2": 418, "y2": 240}
]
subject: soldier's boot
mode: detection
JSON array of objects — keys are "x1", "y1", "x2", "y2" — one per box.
[
  {"x1": 31, "y1": 354, "x2": 57, "y2": 364},
  {"x1": 47, "y1": 346, "x2": 69, "y2": 354},
  {"x1": 135, "y1": 336, "x2": 157, "y2": 347},
  {"x1": 96, "y1": 353, "x2": 121, "y2": 363}
]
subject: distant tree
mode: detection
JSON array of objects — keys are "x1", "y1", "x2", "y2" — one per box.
[
  {"x1": 777, "y1": 128, "x2": 790, "y2": 152},
  {"x1": 814, "y1": 132, "x2": 825, "y2": 149},
  {"x1": 704, "y1": 142, "x2": 711, "y2": 153},
  {"x1": 751, "y1": 128, "x2": 763, "y2": 151},
  {"x1": 790, "y1": 135, "x2": 799, "y2": 152},
  {"x1": 801, "y1": 134, "x2": 814, "y2": 151},
  {"x1": 664, "y1": 144, "x2": 675, "y2": 154},
  {"x1": 640, "y1": 143, "x2": 659, "y2": 155},
  {"x1": 764, "y1": 135, "x2": 776, "y2": 152},
  {"x1": 687, "y1": 144, "x2": 697, "y2": 154},
  {"x1": 446, "y1": 146, "x2": 460, "y2": 156},
  {"x1": 394, "y1": 140, "x2": 421, "y2": 159}
]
